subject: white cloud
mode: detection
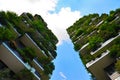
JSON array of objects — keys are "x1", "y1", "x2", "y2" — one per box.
[
  {"x1": 0, "y1": 0, "x2": 58, "y2": 15},
  {"x1": 44, "y1": 7, "x2": 81, "y2": 45},
  {"x1": 0, "y1": 0, "x2": 81, "y2": 46},
  {"x1": 59, "y1": 72, "x2": 67, "y2": 80}
]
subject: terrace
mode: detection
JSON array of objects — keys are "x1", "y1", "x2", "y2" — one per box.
[
  {"x1": 33, "y1": 58, "x2": 44, "y2": 71},
  {"x1": 105, "y1": 63, "x2": 120, "y2": 80},
  {"x1": 90, "y1": 33, "x2": 120, "y2": 56},
  {"x1": 2, "y1": 42, "x2": 41, "y2": 80},
  {"x1": 86, "y1": 50, "x2": 114, "y2": 80},
  {"x1": 20, "y1": 33, "x2": 47, "y2": 57},
  {"x1": 86, "y1": 50, "x2": 110, "y2": 68},
  {"x1": 96, "y1": 20, "x2": 103, "y2": 27}
]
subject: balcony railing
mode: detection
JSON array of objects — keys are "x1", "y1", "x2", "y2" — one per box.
[
  {"x1": 86, "y1": 50, "x2": 110, "y2": 68},
  {"x1": 48, "y1": 51, "x2": 54, "y2": 59},
  {"x1": 96, "y1": 20, "x2": 103, "y2": 27},
  {"x1": 4, "y1": 42, "x2": 23, "y2": 60},
  {"x1": 109, "y1": 72, "x2": 120, "y2": 80},
  {"x1": 79, "y1": 43, "x2": 89, "y2": 52},
  {"x1": 13, "y1": 27, "x2": 21, "y2": 36},
  {"x1": 3, "y1": 42, "x2": 41, "y2": 80},
  {"x1": 25, "y1": 33, "x2": 47, "y2": 57},
  {"x1": 90, "y1": 33, "x2": 120, "y2": 55},
  {"x1": 33, "y1": 58, "x2": 44, "y2": 71},
  {"x1": 35, "y1": 70, "x2": 41, "y2": 78}
]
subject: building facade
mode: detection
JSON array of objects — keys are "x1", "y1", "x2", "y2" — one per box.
[
  {"x1": 0, "y1": 11, "x2": 58, "y2": 80},
  {"x1": 67, "y1": 8, "x2": 120, "y2": 80}
]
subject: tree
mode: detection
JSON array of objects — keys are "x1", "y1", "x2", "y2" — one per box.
[
  {"x1": 75, "y1": 28, "x2": 84, "y2": 37},
  {"x1": 6, "y1": 11, "x2": 19, "y2": 24},
  {"x1": 0, "y1": 11, "x2": 7, "y2": 25},
  {"x1": 89, "y1": 36, "x2": 103, "y2": 51},
  {"x1": 99, "y1": 23, "x2": 118, "y2": 41},
  {"x1": 4, "y1": 28, "x2": 16, "y2": 40},
  {"x1": 44, "y1": 62, "x2": 55, "y2": 75},
  {"x1": 0, "y1": 27, "x2": 17, "y2": 41},
  {"x1": 22, "y1": 47, "x2": 37, "y2": 60}
]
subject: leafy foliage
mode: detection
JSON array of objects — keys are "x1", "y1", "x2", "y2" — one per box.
[
  {"x1": 99, "y1": 23, "x2": 119, "y2": 41},
  {"x1": 38, "y1": 57, "x2": 55, "y2": 75},
  {"x1": 88, "y1": 36, "x2": 103, "y2": 51},
  {"x1": 17, "y1": 47, "x2": 37, "y2": 64},
  {"x1": 115, "y1": 60, "x2": 120, "y2": 73},
  {"x1": 0, "y1": 27, "x2": 17, "y2": 41},
  {"x1": 13, "y1": 69, "x2": 34, "y2": 80},
  {"x1": 0, "y1": 11, "x2": 58, "y2": 78},
  {"x1": 67, "y1": 8, "x2": 120, "y2": 64},
  {"x1": 109, "y1": 37, "x2": 120, "y2": 58}
]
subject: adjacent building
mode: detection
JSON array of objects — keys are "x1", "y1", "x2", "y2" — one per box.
[
  {"x1": 0, "y1": 11, "x2": 58, "y2": 80},
  {"x1": 67, "y1": 8, "x2": 120, "y2": 80}
]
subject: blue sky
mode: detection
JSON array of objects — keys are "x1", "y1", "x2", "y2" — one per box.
[
  {"x1": 50, "y1": 0, "x2": 120, "y2": 80},
  {"x1": 56, "y1": 0, "x2": 120, "y2": 15},
  {"x1": 50, "y1": 41, "x2": 91, "y2": 80},
  {"x1": 0, "y1": 0, "x2": 120, "y2": 80}
]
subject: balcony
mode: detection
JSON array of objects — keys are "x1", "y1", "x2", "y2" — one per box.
[
  {"x1": 79, "y1": 43, "x2": 89, "y2": 51},
  {"x1": 4, "y1": 41, "x2": 23, "y2": 59},
  {"x1": 105, "y1": 62, "x2": 120, "y2": 80},
  {"x1": 96, "y1": 20, "x2": 103, "y2": 27},
  {"x1": 35, "y1": 70, "x2": 41, "y2": 79},
  {"x1": 109, "y1": 71, "x2": 120, "y2": 80},
  {"x1": 26, "y1": 33, "x2": 47, "y2": 57},
  {"x1": 86, "y1": 50, "x2": 115, "y2": 80},
  {"x1": 20, "y1": 33, "x2": 47, "y2": 57},
  {"x1": 13, "y1": 27, "x2": 21, "y2": 36},
  {"x1": 86, "y1": 50, "x2": 110, "y2": 68},
  {"x1": 79, "y1": 43, "x2": 89, "y2": 55},
  {"x1": 90, "y1": 33, "x2": 120, "y2": 55},
  {"x1": 25, "y1": 63, "x2": 41, "y2": 80},
  {"x1": 33, "y1": 58, "x2": 44, "y2": 71},
  {"x1": 2, "y1": 42, "x2": 41, "y2": 80},
  {"x1": 48, "y1": 51, "x2": 54, "y2": 59}
]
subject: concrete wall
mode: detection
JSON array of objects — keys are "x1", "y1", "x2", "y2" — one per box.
[
  {"x1": 92, "y1": 35, "x2": 120, "y2": 57},
  {"x1": 32, "y1": 60, "x2": 43, "y2": 74},
  {"x1": 20, "y1": 34, "x2": 47, "y2": 58},
  {"x1": 0, "y1": 43, "x2": 25, "y2": 73},
  {"x1": 78, "y1": 30, "x2": 98, "y2": 54},
  {"x1": 79, "y1": 43, "x2": 90, "y2": 55},
  {"x1": 88, "y1": 52, "x2": 115, "y2": 80},
  {"x1": 0, "y1": 43, "x2": 41, "y2": 80}
]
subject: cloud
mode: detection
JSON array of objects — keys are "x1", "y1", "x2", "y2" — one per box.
[
  {"x1": 0, "y1": 0, "x2": 81, "y2": 46},
  {"x1": 0, "y1": 0, "x2": 58, "y2": 15},
  {"x1": 59, "y1": 72, "x2": 67, "y2": 80},
  {"x1": 44, "y1": 7, "x2": 81, "y2": 45}
]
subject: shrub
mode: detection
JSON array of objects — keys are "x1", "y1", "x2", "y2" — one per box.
[
  {"x1": 17, "y1": 47, "x2": 37, "y2": 64},
  {"x1": 75, "y1": 29, "x2": 84, "y2": 37},
  {"x1": 109, "y1": 44, "x2": 120, "y2": 58},
  {"x1": 81, "y1": 54, "x2": 95, "y2": 64},
  {"x1": 13, "y1": 69, "x2": 34, "y2": 80},
  {"x1": 88, "y1": 36, "x2": 103, "y2": 51},
  {"x1": 99, "y1": 23, "x2": 118, "y2": 41},
  {"x1": 44, "y1": 62, "x2": 55, "y2": 75},
  {"x1": 74, "y1": 43, "x2": 81, "y2": 51},
  {"x1": 22, "y1": 47, "x2": 37, "y2": 60},
  {"x1": 0, "y1": 27, "x2": 17, "y2": 41},
  {"x1": 115, "y1": 60, "x2": 120, "y2": 73}
]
